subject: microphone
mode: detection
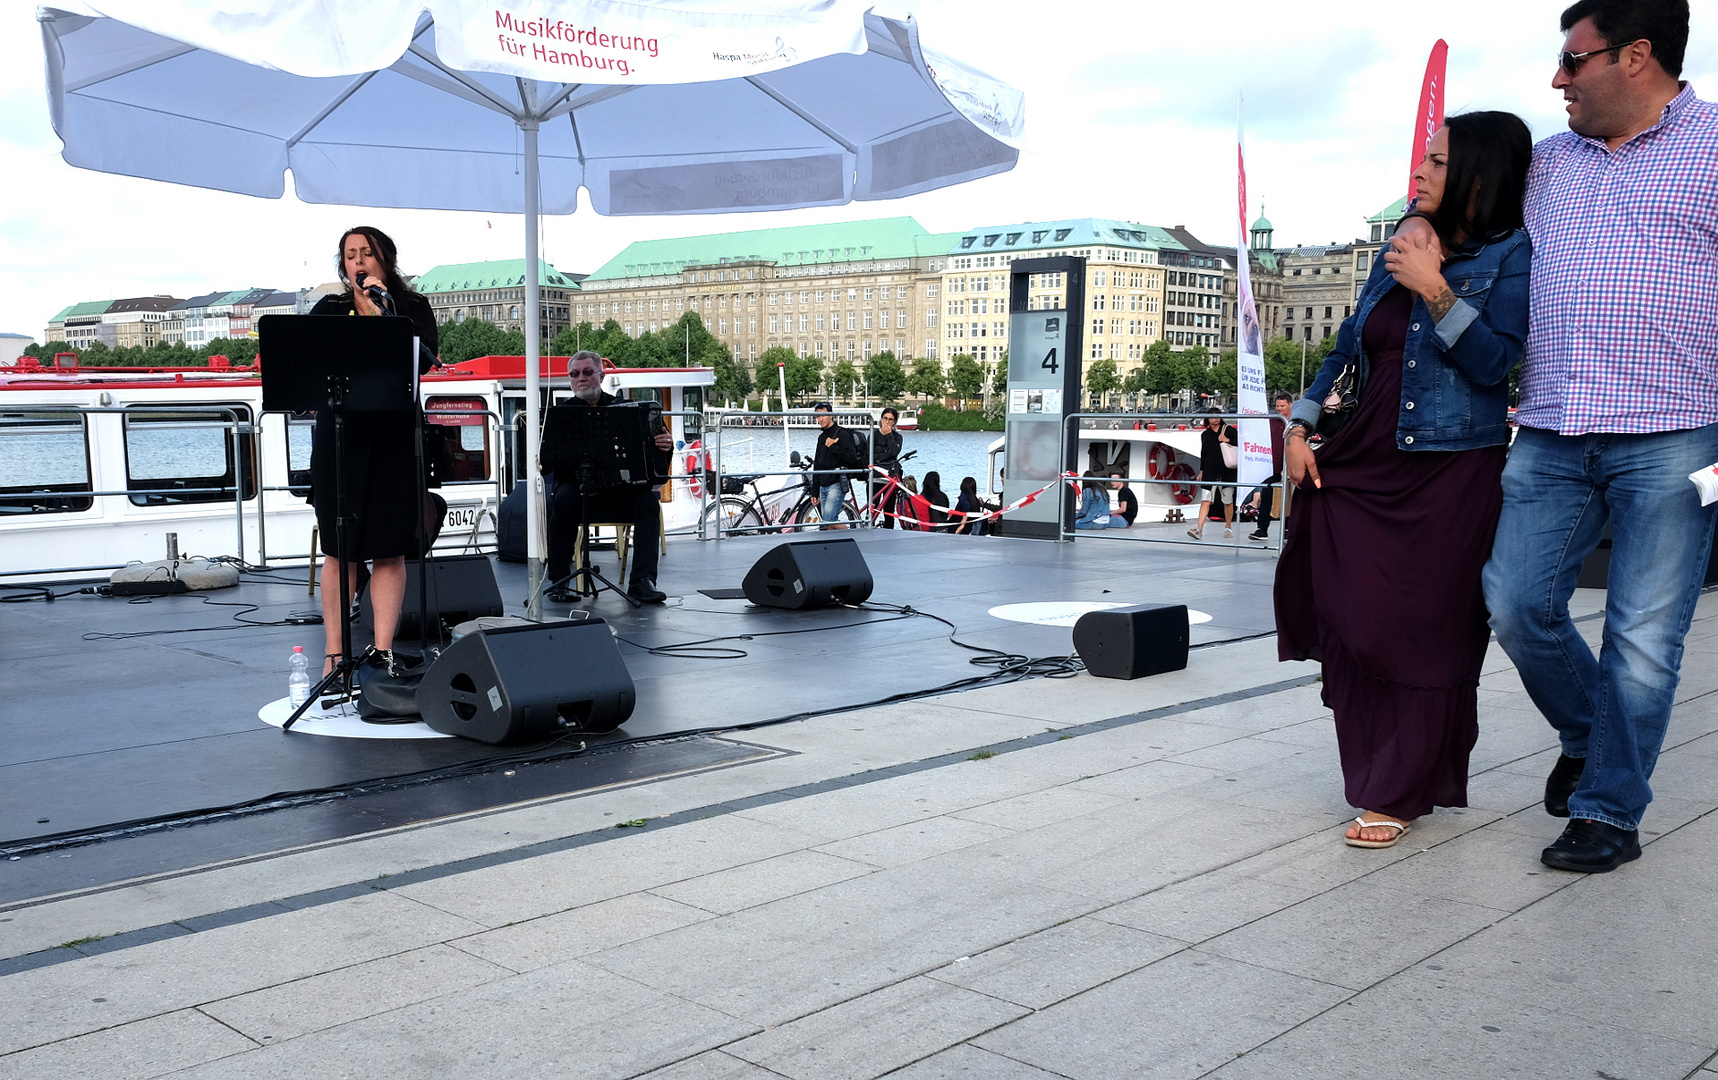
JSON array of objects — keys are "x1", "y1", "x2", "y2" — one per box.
[{"x1": 355, "y1": 270, "x2": 393, "y2": 312}]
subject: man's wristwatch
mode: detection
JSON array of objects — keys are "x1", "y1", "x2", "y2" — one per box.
[{"x1": 1286, "y1": 420, "x2": 1313, "y2": 440}]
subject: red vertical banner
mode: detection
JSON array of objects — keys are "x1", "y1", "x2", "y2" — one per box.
[{"x1": 1408, "y1": 40, "x2": 1449, "y2": 201}]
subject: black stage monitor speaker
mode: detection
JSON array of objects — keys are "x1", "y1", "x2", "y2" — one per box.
[
  {"x1": 363, "y1": 554, "x2": 504, "y2": 638},
  {"x1": 1073, "y1": 603, "x2": 1190, "y2": 680},
  {"x1": 417, "y1": 619, "x2": 634, "y2": 744},
  {"x1": 741, "y1": 538, "x2": 874, "y2": 610}
]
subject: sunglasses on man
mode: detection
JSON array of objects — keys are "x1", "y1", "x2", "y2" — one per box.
[{"x1": 1559, "y1": 39, "x2": 1646, "y2": 76}]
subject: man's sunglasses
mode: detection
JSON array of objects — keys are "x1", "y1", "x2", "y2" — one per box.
[
  {"x1": 569, "y1": 367, "x2": 601, "y2": 377},
  {"x1": 1559, "y1": 39, "x2": 1645, "y2": 76}
]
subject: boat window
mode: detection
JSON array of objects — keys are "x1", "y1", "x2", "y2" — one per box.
[
  {"x1": 123, "y1": 405, "x2": 256, "y2": 506},
  {"x1": 285, "y1": 414, "x2": 313, "y2": 497},
  {"x1": 0, "y1": 411, "x2": 94, "y2": 514},
  {"x1": 680, "y1": 387, "x2": 703, "y2": 442},
  {"x1": 424, "y1": 396, "x2": 490, "y2": 483}
]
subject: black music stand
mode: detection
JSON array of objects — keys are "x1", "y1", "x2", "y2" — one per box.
[
  {"x1": 541, "y1": 403, "x2": 664, "y2": 609},
  {"x1": 260, "y1": 314, "x2": 419, "y2": 730}
]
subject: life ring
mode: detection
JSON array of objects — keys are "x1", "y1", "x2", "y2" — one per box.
[
  {"x1": 1166, "y1": 462, "x2": 1196, "y2": 505},
  {"x1": 683, "y1": 441, "x2": 712, "y2": 498},
  {"x1": 1148, "y1": 443, "x2": 1173, "y2": 479}
]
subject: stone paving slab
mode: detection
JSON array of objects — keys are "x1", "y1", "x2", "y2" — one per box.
[{"x1": 4, "y1": 598, "x2": 1718, "y2": 1078}]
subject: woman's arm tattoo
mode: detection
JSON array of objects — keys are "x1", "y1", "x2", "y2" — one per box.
[{"x1": 1426, "y1": 286, "x2": 1457, "y2": 323}]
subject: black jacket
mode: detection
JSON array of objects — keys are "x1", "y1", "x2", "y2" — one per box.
[
  {"x1": 872, "y1": 429, "x2": 904, "y2": 475},
  {"x1": 1199, "y1": 423, "x2": 1238, "y2": 482},
  {"x1": 811, "y1": 421, "x2": 862, "y2": 486}
]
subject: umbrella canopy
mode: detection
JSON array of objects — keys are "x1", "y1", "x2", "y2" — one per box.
[{"x1": 38, "y1": 0, "x2": 1024, "y2": 594}]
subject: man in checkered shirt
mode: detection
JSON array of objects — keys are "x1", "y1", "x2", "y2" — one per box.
[{"x1": 1480, "y1": 0, "x2": 1714, "y2": 873}]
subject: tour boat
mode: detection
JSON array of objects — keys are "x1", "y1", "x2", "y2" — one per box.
[{"x1": 0, "y1": 354, "x2": 714, "y2": 583}]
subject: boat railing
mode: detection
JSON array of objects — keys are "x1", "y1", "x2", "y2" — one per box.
[
  {"x1": 253, "y1": 404, "x2": 509, "y2": 566},
  {"x1": 1058, "y1": 410, "x2": 1291, "y2": 552},
  {"x1": 700, "y1": 409, "x2": 880, "y2": 539},
  {"x1": 0, "y1": 403, "x2": 251, "y2": 580},
  {"x1": 0, "y1": 402, "x2": 512, "y2": 581},
  {"x1": 658, "y1": 409, "x2": 712, "y2": 537}
]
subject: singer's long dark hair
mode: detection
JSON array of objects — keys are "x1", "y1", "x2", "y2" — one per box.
[{"x1": 334, "y1": 226, "x2": 421, "y2": 303}]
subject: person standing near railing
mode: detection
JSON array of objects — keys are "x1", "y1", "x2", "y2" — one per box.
[
  {"x1": 869, "y1": 407, "x2": 905, "y2": 528},
  {"x1": 1188, "y1": 410, "x2": 1238, "y2": 540},
  {"x1": 810, "y1": 402, "x2": 861, "y2": 529}
]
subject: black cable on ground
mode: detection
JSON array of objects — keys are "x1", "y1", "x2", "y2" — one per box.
[{"x1": 80, "y1": 592, "x2": 303, "y2": 640}]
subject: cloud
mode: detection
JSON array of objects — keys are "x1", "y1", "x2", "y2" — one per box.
[{"x1": 2, "y1": 0, "x2": 1716, "y2": 340}]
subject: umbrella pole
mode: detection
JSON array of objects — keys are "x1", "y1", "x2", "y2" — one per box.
[{"x1": 523, "y1": 119, "x2": 545, "y2": 620}]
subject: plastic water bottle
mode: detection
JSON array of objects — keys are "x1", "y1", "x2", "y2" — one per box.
[{"x1": 288, "y1": 646, "x2": 312, "y2": 707}]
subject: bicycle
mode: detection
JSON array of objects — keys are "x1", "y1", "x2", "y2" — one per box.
[
  {"x1": 859, "y1": 450, "x2": 925, "y2": 530},
  {"x1": 701, "y1": 452, "x2": 861, "y2": 536}
]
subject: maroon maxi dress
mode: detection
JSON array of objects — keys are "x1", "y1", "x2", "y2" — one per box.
[{"x1": 1274, "y1": 285, "x2": 1506, "y2": 821}]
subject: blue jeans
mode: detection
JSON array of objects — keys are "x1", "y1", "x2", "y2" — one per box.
[
  {"x1": 1483, "y1": 424, "x2": 1718, "y2": 830},
  {"x1": 1075, "y1": 514, "x2": 1128, "y2": 529},
  {"x1": 818, "y1": 480, "x2": 850, "y2": 523}
]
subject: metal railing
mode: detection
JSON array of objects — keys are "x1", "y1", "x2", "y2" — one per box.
[
  {"x1": 0, "y1": 403, "x2": 251, "y2": 579},
  {"x1": 0, "y1": 402, "x2": 513, "y2": 580},
  {"x1": 699, "y1": 408, "x2": 879, "y2": 539},
  {"x1": 1056, "y1": 410, "x2": 1291, "y2": 551}
]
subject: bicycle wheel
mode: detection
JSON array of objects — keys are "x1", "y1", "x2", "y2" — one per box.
[
  {"x1": 890, "y1": 490, "x2": 924, "y2": 531},
  {"x1": 702, "y1": 497, "x2": 763, "y2": 536},
  {"x1": 791, "y1": 494, "x2": 857, "y2": 530}
]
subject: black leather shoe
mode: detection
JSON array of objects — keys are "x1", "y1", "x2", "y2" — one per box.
[
  {"x1": 627, "y1": 578, "x2": 667, "y2": 604},
  {"x1": 1545, "y1": 753, "x2": 1584, "y2": 817},
  {"x1": 1541, "y1": 818, "x2": 1641, "y2": 873},
  {"x1": 545, "y1": 586, "x2": 579, "y2": 603}
]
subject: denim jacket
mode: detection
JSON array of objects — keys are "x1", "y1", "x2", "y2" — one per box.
[{"x1": 1290, "y1": 229, "x2": 1530, "y2": 451}]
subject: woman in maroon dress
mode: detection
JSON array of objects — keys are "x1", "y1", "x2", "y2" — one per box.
[{"x1": 1276, "y1": 112, "x2": 1533, "y2": 847}]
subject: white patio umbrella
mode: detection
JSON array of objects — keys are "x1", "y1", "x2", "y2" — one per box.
[{"x1": 39, "y1": 0, "x2": 1024, "y2": 602}]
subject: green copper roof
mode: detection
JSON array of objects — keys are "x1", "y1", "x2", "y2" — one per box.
[
  {"x1": 49, "y1": 300, "x2": 114, "y2": 323},
  {"x1": 413, "y1": 259, "x2": 580, "y2": 294},
  {"x1": 1251, "y1": 213, "x2": 1273, "y2": 232},
  {"x1": 1368, "y1": 196, "x2": 1409, "y2": 223},
  {"x1": 585, "y1": 217, "x2": 941, "y2": 280},
  {"x1": 947, "y1": 218, "x2": 1185, "y2": 256}
]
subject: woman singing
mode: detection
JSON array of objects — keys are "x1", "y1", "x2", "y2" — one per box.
[
  {"x1": 309, "y1": 226, "x2": 439, "y2": 676},
  {"x1": 1276, "y1": 112, "x2": 1532, "y2": 848}
]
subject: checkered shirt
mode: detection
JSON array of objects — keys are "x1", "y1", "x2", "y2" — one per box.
[{"x1": 1518, "y1": 83, "x2": 1718, "y2": 434}]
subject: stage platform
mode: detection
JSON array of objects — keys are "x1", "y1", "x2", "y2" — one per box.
[{"x1": 0, "y1": 529, "x2": 1279, "y2": 902}]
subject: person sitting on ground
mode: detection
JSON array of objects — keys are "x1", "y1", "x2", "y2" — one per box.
[
  {"x1": 953, "y1": 475, "x2": 987, "y2": 535},
  {"x1": 919, "y1": 470, "x2": 951, "y2": 530},
  {"x1": 1075, "y1": 470, "x2": 1120, "y2": 530},
  {"x1": 1110, "y1": 473, "x2": 1138, "y2": 527}
]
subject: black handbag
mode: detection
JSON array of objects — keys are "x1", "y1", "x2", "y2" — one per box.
[
  {"x1": 356, "y1": 649, "x2": 427, "y2": 722},
  {"x1": 1318, "y1": 361, "x2": 1363, "y2": 438}
]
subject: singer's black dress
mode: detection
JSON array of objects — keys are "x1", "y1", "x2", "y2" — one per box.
[{"x1": 306, "y1": 291, "x2": 439, "y2": 561}]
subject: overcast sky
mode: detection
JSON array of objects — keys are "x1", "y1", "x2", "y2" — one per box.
[{"x1": 2, "y1": 0, "x2": 1714, "y2": 342}]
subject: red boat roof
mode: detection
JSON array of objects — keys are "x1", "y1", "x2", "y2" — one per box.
[{"x1": 0, "y1": 354, "x2": 714, "y2": 390}]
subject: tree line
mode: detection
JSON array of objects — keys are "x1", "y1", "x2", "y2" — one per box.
[
  {"x1": 27, "y1": 311, "x2": 1338, "y2": 408},
  {"x1": 21, "y1": 337, "x2": 260, "y2": 367},
  {"x1": 1083, "y1": 336, "x2": 1337, "y2": 403},
  {"x1": 440, "y1": 311, "x2": 1007, "y2": 407}
]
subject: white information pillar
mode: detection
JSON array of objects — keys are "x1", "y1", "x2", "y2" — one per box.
[{"x1": 998, "y1": 256, "x2": 1086, "y2": 540}]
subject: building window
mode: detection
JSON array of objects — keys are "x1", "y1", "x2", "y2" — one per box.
[{"x1": 927, "y1": 284, "x2": 939, "y2": 299}]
